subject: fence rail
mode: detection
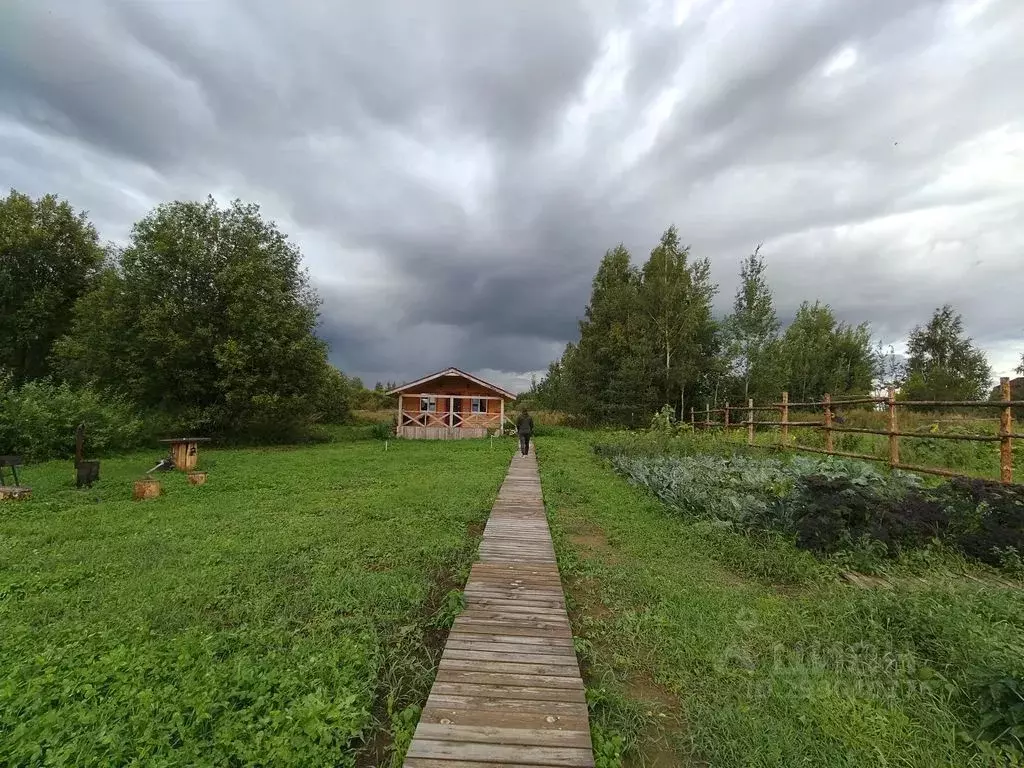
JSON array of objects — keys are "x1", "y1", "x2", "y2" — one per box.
[{"x1": 690, "y1": 377, "x2": 1019, "y2": 484}]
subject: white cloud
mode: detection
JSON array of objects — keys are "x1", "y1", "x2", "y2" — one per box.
[{"x1": 823, "y1": 46, "x2": 858, "y2": 76}]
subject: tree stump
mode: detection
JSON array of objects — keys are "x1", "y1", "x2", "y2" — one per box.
[
  {"x1": 187, "y1": 471, "x2": 208, "y2": 486},
  {"x1": 133, "y1": 478, "x2": 161, "y2": 500},
  {"x1": 0, "y1": 487, "x2": 31, "y2": 501}
]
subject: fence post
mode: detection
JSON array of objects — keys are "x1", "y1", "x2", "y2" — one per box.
[
  {"x1": 747, "y1": 398, "x2": 754, "y2": 446},
  {"x1": 1000, "y1": 376, "x2": 1013, "y2": 484},
  {"x1": 724, "y1": 402, "x2": 730, "y2": 432},
  {"x1": 690, "y1": 407, "x2": 695, "y2": 430},
  {"x1": 887, "y1": 387, "x2": 900, "y2": 469},
  {"x1": 780, "y1": 391, "x2": 789, "y2": 447},
  {"x1": 705, "y1": 404, "x2": 710, "y2": 429},
  {"x1": 823, "y1": 393, "x2": 833, "y2": 454}
]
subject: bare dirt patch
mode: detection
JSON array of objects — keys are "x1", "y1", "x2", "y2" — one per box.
[
  {"x1": 568, "y1": 520, "x2": 623, "y2": 564},
  {"x1": 573, "y1": 576, "x2": 613, "y2": 620},
  {"x1": 622, "y1": 671, "x2": 706, "y2": 766}
]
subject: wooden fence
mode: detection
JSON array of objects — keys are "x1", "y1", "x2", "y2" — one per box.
[{"x1": 691, "y1": 377, "x2": 1024, "y2": 484}]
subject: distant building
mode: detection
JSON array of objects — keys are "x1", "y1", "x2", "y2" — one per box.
[{"x1": 388, "y1": 367, "x2": 516, "y2": 439}]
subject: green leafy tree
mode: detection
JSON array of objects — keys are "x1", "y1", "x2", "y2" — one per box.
[
  {"x1": 636, "y1": 226, "x2": 719, "y2": 419},
  {"x1": 563, "y1": 244, "x2": 653, "y2": 425},
  {"x1": 529, "y1": 354, "x2": 571, "y2": 413},
  {"x1": 775, "y1": 301, "x2": 875, "y2": 402},
  {"x1": 902, "y1": 305, "x2": 991, "y2": 401},
  {"x1": 309, "y1": 365, "x2": 352, "y2": 424},
  {"x1": 1017, "y1": 353, "x2": 1024, "y2": 376},
  {"x1": 0, "y1": 190, "x2": 105, "y2": 383},
  {"x1": 873, "y1": 341, "x2": 907, "y2": 393},
  {"x1": 55, "y1": 197, "x2": 336, "y2": 439},
  {"x1": 723, "y1": 245, "x2": 780, "y2": 403}
]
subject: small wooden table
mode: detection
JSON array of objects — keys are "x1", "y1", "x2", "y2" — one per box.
[{"x1": 158, "y1": 438, "x2": 211, "y2": 472}]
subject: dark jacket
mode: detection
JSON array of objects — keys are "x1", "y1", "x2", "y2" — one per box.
[{"x1": 516, "y1": 413, "x2": 534, "y2": 436}]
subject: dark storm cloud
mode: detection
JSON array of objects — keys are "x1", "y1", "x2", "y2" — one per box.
[{"x1": 2, "y1": 0, "x2": 1023, "y2": 387}]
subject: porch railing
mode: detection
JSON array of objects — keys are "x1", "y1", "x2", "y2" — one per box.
[{"x1": 400, "y1": 410, "x2": 502, "y2": 429}]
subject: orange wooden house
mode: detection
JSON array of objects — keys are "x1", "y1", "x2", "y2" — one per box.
[{"x1": 388, "y1": 367, "x2": 516, "y2": 439}]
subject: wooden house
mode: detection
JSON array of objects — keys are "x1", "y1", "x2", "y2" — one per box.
[{"x1": 388, "y1": 367, "x2": 516, "y2": 439}]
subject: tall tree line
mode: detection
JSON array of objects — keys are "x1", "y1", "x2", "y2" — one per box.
[
  {"x1": 1, "y1": 189, "x2": 352, "y2": 441},
  {"x1": 531, "y1": 228, "x2": 998, "y2": 424},
  {"x1": 535, "y1": 229, "x2": 719, "y2": 427}
]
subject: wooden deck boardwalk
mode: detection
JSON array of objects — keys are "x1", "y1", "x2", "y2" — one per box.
[{"x1": 404, "y1": 451, "x2": 594, "y2": 767}]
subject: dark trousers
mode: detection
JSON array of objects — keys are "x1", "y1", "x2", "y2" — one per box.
[{"x1": 518, "y1": 433, "x2": 531, "y2": 456}]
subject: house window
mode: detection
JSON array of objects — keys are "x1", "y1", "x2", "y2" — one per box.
[
  {"x1": 420, "y1": 396, "x2": 436, "y2": 412},
  {"x1": 472, "y1": 398, "x2": 486, "y2": 413}
]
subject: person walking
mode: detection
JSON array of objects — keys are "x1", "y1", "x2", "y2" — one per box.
[{"x1": 516, "y1": 408, "x2": 534, "y2": 456}]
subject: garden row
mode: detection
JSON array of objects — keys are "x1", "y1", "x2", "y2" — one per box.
[{"x1": 596, "y1": 436, "x2": 1024, "y2": 575}]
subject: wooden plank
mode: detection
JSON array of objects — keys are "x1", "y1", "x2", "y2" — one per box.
[
  {"x1": 459, "y1": 607, "x2": 569, "y2": 620},
  {"x1": 463, "y1": 593, "x2": 565, "y2": 605},
  {"x1": 466, "y1": 593, "x2": 569, "y2": 606},
  {"x1": 451, "y1": 621, "x2": 572, "y2": 639},
  {"x1": 414, "y1": 723, "x2": 592, "y2": 748},
  {"x1": 434, "y1": 670, "x2": 584, "y2": 689},
  {"x1": 403, "y1": 452, "x2": 593, "y2": 767},
  {"x1": 451, "y1": 619, "x2": 573, "y2": 637},
  {"x1": 445, "y1": 642, "x2": 576, "y2": 659},
  {"x1": 420, "y1": 707, "x2": 589, "y2": 731},
  {"x1": 438, "y1": 658, "x2": 582, "y2": 676},
  {"x1": 444, "y1": 648, "x2": 578, "y2": 664},
  {"x1": 429, "y1": 682, "x2": 586, "y2": 703},
  {"x1": 446, "y1": 632, "x2": 575, "y2": 648},
  {"x1": 406, "y1": 759, "x2": 584, "y2": 768},
  {"x1": 406, "y1": 741, "x2": 594, "y2": 766},
  {"x1": 425, "y1": 695, "x2": 588, "y2": 716}
]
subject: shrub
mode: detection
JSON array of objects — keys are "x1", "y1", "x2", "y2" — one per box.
[
  {"x1": 369, "y1": 422, "x2": 394, "y2": 441},
  {"x1": 786, "y1": 474, "x2": 946, "y2": 555},
  {"x1": 938, "y1": 478, "x2": 1024, "y2": 567},
  {"x1": 309, "y1": 365, "x2": 352, "y2": 425},
  {"x1": 0, "y1": 376, "x2": 150, "y2": 461}
]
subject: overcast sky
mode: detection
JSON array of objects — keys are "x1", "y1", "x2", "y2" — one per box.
[{"x1": 2, "y1": 0, "x2": 1022, "y2": 392}]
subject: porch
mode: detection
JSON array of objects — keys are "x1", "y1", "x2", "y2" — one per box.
[{"x1": 397, "y1": 393, "x2": 505, "y2": 439}]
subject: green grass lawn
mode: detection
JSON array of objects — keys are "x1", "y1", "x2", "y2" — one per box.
[
  {"x1": 0, "y1": 435, "x2": 514, "y2": 766},
  {"x1": 537, "y1": 433, "x2": 1024, "y2": 768}
]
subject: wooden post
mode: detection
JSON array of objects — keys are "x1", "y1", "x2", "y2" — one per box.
[
  {"x1": 690, "y1": 407, "x2": 695, "y2": 429},
  {"x1": 705, "y1": 404, "x2": 710, "y2": 429},
  {"x1": 823, "y1": 394, "x2": 834, "y2": 455},
  {"x1": 747, "y1": 398, "x2": 754, "y2": 446},
  {"x1": 500, "y1": 398, "x2": 505, "y2": 435},
  {"x1": 724, "y1": 402, "x2": 730, "y2": 431},
  {"x1": 1000, "y1": 377, "x2": 1013, "y2": 484},
  {"x1": 780, "y1": 391, "x2": 789, "y2": 447},
  {"x1": 887, "y1": 387, "x2": 899, "y2": 469}
]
